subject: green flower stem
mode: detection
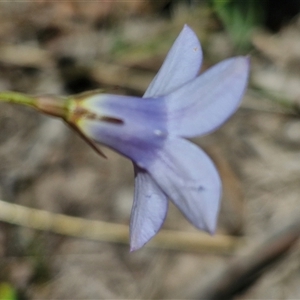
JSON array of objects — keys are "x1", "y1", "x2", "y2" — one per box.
[
  {"x1": 0, "y1": 91, "x2": 37, "y2": 107},
  {"x1": 0, "y1": 91, "x2": 70, "y2": 119},
  {"x1": 0, "y1": 90, "x2": 107, "y2": 158}
]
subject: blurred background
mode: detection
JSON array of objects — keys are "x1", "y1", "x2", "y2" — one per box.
[{"x1": 1, "y1": 0, "x2": 300, "y2": 299}]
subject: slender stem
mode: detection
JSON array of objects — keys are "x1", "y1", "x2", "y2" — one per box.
[
  {"x1": 250, "y1": 85, "x2": 300, "y2": 114},
  {"x1": 0, "y1": 198, "x2": 241, "y2": 253},
  {"x1": 0, "y1": 90, "x2": 106, "y2": 158},
  {"x1": 0, "y1": 91, "x2": 37, "y2": 108},
  {"x1": 0, "y1": 91, "x2": 69, "y2": 119}
]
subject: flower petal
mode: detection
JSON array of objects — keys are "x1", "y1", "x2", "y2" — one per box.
[
  {"x1": 144, "y1": 24, "x2": 202, "y2": 98},
  {"x1": 166, "y1": 56, "x2": 250, "y2": 137},
  {"x1": 130, "y1": 166, "x2": 168, "y2": 251},
  {"x1": 146, "y1": 138, "x2": 221, "y2": 233}
]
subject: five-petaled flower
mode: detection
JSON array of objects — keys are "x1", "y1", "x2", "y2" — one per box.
[{"x1": 67, "y1": 25, "x2": 250, "y2": 250}]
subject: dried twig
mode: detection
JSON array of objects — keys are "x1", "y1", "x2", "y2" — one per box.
[{"x1": 0, "y1": 199, "x2": 243, "y2": 254}]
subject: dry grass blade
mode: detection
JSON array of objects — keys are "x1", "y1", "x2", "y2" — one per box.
[{"x1": 0, "y1": 199, "x2": 242, "y2": 254}]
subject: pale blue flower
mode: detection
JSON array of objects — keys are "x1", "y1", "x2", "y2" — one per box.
[{"x1": 74, "y1": 25, "x2": 250, "y2": 250}]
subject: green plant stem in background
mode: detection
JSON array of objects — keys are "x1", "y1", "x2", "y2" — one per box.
[
  {"x1": 250, "y1": 85, "x2": 300, "y2": 115},
  {"x1": 212, "y1": 0, "x2": 264, "y2": 51}
]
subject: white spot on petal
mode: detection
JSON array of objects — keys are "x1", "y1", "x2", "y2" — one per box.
[{"x1": 154, "y1": 129, "x2": 165, "y2": 137}]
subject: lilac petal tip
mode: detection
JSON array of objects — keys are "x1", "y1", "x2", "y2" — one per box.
[
  {"x1": 144, "y1": 24, "x2": 203, "y2": 98},
  {"x1": 130, "y1": 167, "x2": 168, "y2": 251}
]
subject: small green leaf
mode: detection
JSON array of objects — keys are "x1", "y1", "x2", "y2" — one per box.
[{"x1": 0, "y1": 282, "x2": 17, "y2": 300}]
